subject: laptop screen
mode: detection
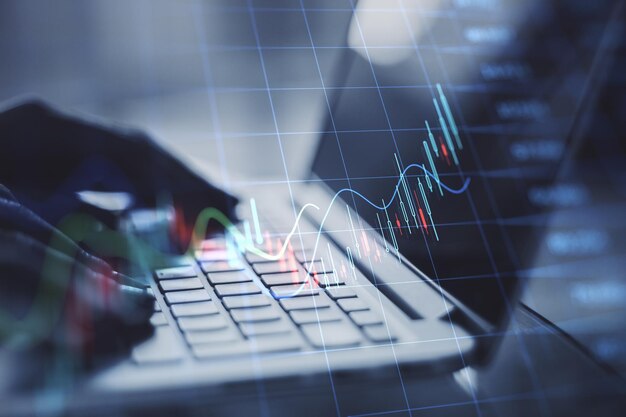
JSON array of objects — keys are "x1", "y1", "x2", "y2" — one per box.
[{"x1": 311, "y1": 0, "x2": 617, "y2": 326}]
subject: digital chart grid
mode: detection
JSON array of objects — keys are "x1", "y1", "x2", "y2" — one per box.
[{"x1": 0, "y1": 0, "x2": 624, "y2": 416}]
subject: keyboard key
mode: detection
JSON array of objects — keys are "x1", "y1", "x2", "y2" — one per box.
[
  {"x1": 165, "y1": 289, "x2": 211, "y2": 305},
  {"x1": 155, "y1": 266, "x2": 197, "y2": 280},
  {"x1": 132, "y1": 326, "x2": 183, "y2": 364},
  {"x1": 337, "y1": 298, "x2": 369, "y2": 313},
  {"x1": 326, "y1": 286, "x2": 358, "y2": 300},
  {"x1": 178, "y1": 315, "x2": 228, "y2": 332},
  {"x1": 363, "y1": 325, "x2": 397, "y2": 343},
  {"x1": 150, "y1": 312, "x2": 168, "y2": 327},
  {"x1": 301, "y1": 321, "x2": 362, "y2": 348},
  {"x1": 160, "y1": 277, "x2": 204, "y2": 292},
  {"x1": 222, "y1": 294, "x2": 273, "y2": 310},
  {"x1": 231, "y1": 306, "x2": 282, "y2": 323},
  {"x1": 193, "y1": 343, "x2": 250, "y2": 360},
  {"x1": 279, "y1": 293, "x2": 332, "y2": 310},
  {"x1": 270, "y1": 284, "x2": 320, "y2": 299},
  {"x1": 185, "y1": 329, "x2": 239, "y2": 345},
  {"x1": 253, "y1": 261, "x2": 298, "y2": 275},
  {"x1": 171, "y1": 301, "x2": 218, "y2": 317},
  {"x1": 245, "y1": 252, "x2": 282, "y2": 264},
  {"x1": 260, "y1": 271, "x2": 310, "y2": 287},
  {"x1": 250, "y1": 335, "x2": 302, "y2": 354},
  {"x1": 207, "y1": 271, "x2": 252, "y2": 285},
  {"x1": 197, "y1": 237, "x2": 228, "y2": 251},
  {"x1": 200, "y1": 261, "x2": 244, "y2": 274},
  {"x1": 350, "y1": 310, "x2": 384, "y2": 326},
  {"x1": 289, "y1": 308, "x2": 344, "y2": 325},
  {"x1": 214, "y1": 282, "x2": 262, "y2": 297},
  {"x1": 239, "y1": 320, "x2": 291, "y2": 337},
  {"x1": 195, "y1": 249, "x2": 236, "y2": 262},
  {"x1": 314, "y1": 273, "x2": 345, "y2": 287},
  {"x1": 303, "y1": 260, "x2": 333, "y2": 275}
]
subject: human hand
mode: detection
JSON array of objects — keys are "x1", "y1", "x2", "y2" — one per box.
[
  {"x1": 0, "y1": 99, "x2": 240, "y2": 373},
  {"x1": 0, "y1": 100, "x2": 238, "y2": 243}
]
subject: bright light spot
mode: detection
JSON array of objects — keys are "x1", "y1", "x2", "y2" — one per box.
[
  {"x1": 347, "y1": 0, "x2": 440, "y2": 66},
  {"x1": 77, "y1": 190, "x2": 134, "y2": 212}
]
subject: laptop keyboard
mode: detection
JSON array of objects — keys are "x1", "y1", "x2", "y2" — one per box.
[{"x1": 132, "y1": 235, "x2": 398, "y2": 365}]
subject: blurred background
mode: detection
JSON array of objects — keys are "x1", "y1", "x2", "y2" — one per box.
[
  {"x1": 1, "y1": 0, "x2": 625, "y2": 406},
  {"x1": 0, "y1": 0, "x2": 348, "y2": 183}
]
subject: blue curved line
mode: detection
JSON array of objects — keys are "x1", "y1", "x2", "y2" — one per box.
[{"x1": 332, "y1": 163, "x2": 470, "y2": 212}]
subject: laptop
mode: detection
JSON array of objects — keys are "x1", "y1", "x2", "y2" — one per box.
[{"x1": 3, "y1": 0, "x2": 620, "y2": 414}]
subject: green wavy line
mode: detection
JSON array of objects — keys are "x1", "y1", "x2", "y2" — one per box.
[{"x1": 0, "y1": 203, "x2": 319, "y2": 346}]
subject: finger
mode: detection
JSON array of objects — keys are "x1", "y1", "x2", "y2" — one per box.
[
  {"x1": 116, "y1": 135, "x2": 240, "y2": 248},
  {"x1": 0, "y1": 230, "x2": 154, "y2": 325},
  {"x1": 0, "y1": 184, "x2": 16, "y2": 202},
  {"x1": 0, "y1": 197, "x2": 166, "y2": 284},
  {"x1": 142, "y1": 138, "x2": 239, "y2": 218},
  {"x1": 0, "y1": 197, "x2": 111, "y2": 274}
]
